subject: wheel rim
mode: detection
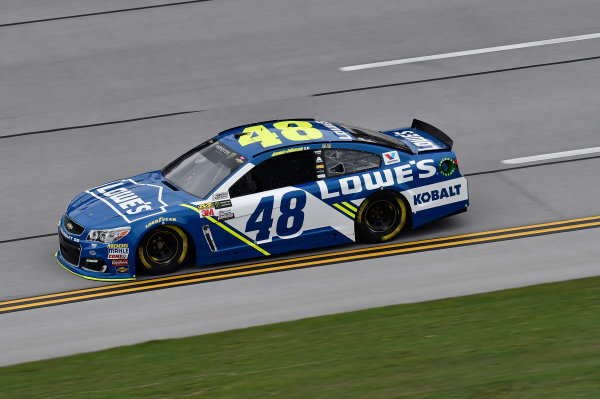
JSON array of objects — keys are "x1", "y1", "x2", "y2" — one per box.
[
  {"x1": 146, "y1": 230, "x2": 179, "y2": 264},
  {"x1": 364, "y1": 199, "x2": 397, "y2": 232}
]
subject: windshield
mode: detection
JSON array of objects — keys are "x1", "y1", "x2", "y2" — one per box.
[{"x1": 163, "y1": 141, "x2": 247, "y2": 198}]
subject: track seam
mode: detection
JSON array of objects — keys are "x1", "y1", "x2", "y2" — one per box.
[
  {"x1": 463, "y1": 154, "x2": 600, "y2": 177},
  {"x1": 312, "y1": 55, "x2": 600, "y2": 97},
  {"x1": 0, "y1": 110, "x2": 203, "y2": 140},
  {"x1": 3, "y1": 56, "x2": 599, "y2": 140},
  {"x1": 0, "y1": 1, "x2": 212, "y2": 28}
]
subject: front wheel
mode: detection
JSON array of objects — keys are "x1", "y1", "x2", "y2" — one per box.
[
  {"x1": 356, "y1": 191, "x2": 408, "y2": 243},
  {"x1": 137, "y1": 225, "x2": 189, "y2": 275}
]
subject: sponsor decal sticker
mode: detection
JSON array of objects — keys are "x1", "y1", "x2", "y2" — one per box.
[
  {"x1": 214, "y1": 200, "x2": 232, "y2": 209},
  {"x1": 316, "y1": 164, "x2": 324, "y2": 169},
  {"x1": 200, "y1": 208, "x2": 215, "y2": 217},
  {"x1": 414, "y1": 184, "x2": 461, "y2": 205},
  {"x1": 112, "y1": 259, "x2": 129, "y2": 266},
  {"x1": 406, "y1": 178, "x2": 468, "y2": 211},
  {"x1": 108, "y1": 243, "x2": 129, "y2": 260},
  {"x1": 215, "y1": 143, "x2": 235, "y2": 158},
  {"x1": 315, "y1": 120, "x2": 352, "y2": 140},
  {"x1": 197, "y1": 203, "x2": 214, "y2": 210},
  {"x1": 315, "y1": 156, "x2": 323, "y2": 163},
  {"x1": 60, "y1": 228, "x2": 80, "y2": 242},
  {"x1": 317, "y1": 173, "x2": 326, "y2": 179},
  {"x1": 382, "y1": 151, "x2": 401, "y2": 165},
  {"x1": 107, "y1": 243, "x2": 128, "y2": 248},
  {"x1": 115, "y1": 265, "x2": 130, "y2": 274},
  {"x1": 217, "y1": 211, "x2": 235, "y2": 221},
  {"x1": 213, "y1": 192, "x2": 229, "y2": 201},
  {"x1": 394, "y1": 130, "x2": 441, "y2": 151},
  {"x1": 439, "y1": 158, "x2": 457, "y2": 177},
  {"x1": 144, "y1": 217, "x2": 176, "y2": 229}
]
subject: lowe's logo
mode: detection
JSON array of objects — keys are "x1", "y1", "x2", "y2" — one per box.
[
  {"x1": 414, "y1": 184, "x2": 462, "y2": 205},
  {"x1": 318, "y1": 159, "x2": 437, "y2": 199},
  {"x1": 87, "y1": 179, "x2": 168, "y2": 223}
]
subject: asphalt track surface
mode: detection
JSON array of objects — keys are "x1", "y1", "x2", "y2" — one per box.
[{"x1": 0, "y1": 0, "x2": 599, "y2": 366}]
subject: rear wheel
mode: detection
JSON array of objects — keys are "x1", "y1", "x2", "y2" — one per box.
[
  {"x1": 356, "y1": 191, "x2": 408, "y2": 243},
  {"x1": 137, "y1": 225, "x2": 189, "y2": 275}
]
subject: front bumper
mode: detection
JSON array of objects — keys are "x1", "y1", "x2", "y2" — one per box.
[{"x1": 57, "y1": 218, "x2": 136, "y2": 281}]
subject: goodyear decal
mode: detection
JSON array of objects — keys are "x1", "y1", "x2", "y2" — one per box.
[{"x1": 145, "y1": 217, "x2": 177, "y2": 229}]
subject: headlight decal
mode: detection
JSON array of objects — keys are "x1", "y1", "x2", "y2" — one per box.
[{"x1": 87, "y1": 227, "x2": 131, "y2": 244}]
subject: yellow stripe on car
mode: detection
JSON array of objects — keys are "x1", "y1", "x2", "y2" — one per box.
[
  {"x1": 180, "y1": 204, "x2": 270, "y2": 256},
  {"x1": 333, "y1": 203, "x2": 356, "y2": 219},
  {"x1": 342, "y1": 201, "x2": 358, "y2": 212}
]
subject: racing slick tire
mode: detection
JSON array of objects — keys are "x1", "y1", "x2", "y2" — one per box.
[
  {"x1": 137, "y1": 225, "x2": 189, "y2": 275},
  {"x1": 356, "y1": 191, "x2": 409, "y2": 243}
]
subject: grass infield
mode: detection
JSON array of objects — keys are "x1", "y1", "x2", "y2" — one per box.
[{"x1": 2, "y1": 277, "x2": 600, "y2": 398}]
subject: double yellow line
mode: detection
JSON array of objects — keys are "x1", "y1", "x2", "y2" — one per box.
[{"x1": 2, "y1": 215, "x2": 600, "y2": 314}]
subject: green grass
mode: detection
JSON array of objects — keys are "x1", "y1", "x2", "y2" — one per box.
[{"x1": 2, "y1": 277, "x2": 600, "y2": 399}]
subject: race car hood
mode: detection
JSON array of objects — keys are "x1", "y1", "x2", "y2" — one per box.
[{"x1": 66, "y1": 171, "x2": 193, "y2": 229}]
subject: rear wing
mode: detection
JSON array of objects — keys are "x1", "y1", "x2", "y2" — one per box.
[
  {"x1": 411, "y1": 119, "x2": 453, "y2": 150},
  {"x1": 379, "y1": 119, "x2": 453, "y2": 154}
]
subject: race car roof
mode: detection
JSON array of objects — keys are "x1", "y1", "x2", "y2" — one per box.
[{"x1": 215, "y1": 119, "x2": 410, "y2": 158}]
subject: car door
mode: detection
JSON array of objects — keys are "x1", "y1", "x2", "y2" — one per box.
[{"x1": 216, "y1": 149, "x2": 355, "y2": 257}]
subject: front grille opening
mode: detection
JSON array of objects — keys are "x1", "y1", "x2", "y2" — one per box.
[
  {"x1": 64, "y1": 215, "x2": 85, "y2": 235},
  {"x1": 59, "y1": 234, "x2": 81, "y2": 266}
]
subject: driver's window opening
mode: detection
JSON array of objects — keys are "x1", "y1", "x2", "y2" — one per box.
[{"x1": 230, "y1": 150, "x2": 316, "y2": 197}]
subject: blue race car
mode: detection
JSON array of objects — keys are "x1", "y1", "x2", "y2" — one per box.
[{"x1": 57, "y1": 119, "x2": 468, "y2": 281}]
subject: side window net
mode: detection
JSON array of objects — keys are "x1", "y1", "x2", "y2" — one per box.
[
  {"x1": 230, "y1": 150, "x2": 316, "y2": 197},
  {"x1": 324, "y1": 149, "x2": 381, "y2": 178}
]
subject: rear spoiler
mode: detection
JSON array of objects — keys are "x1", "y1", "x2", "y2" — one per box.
[{"x1": 411, "y1": 119, "x2": 453, "y2": 150}]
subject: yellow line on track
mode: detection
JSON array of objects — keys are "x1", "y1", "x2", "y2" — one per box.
[
  {"x1": 2, "y1": 218, "x2": 600, "y2": 313},
  {"x1": 2, "y1": 215, "x2": 600, "y2": 307},
  {"x1": 2, "y1": 215, "x2": 600, "y2": 308}
]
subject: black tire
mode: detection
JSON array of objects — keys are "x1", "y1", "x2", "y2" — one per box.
[
  {"x1": 137, "y1": 225, "x2": 189, "y2": 275},
  {"x1": 355, "y1": 191, "x2": 409, "y2": 243}
]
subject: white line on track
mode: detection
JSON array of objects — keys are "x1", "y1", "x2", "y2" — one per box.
[
  {"x1": 340, "y1": 33, "x2": 600, "y2": 71},
  {"x1": 500, "y1": 147, "x2": 600, "y2": 164}
]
